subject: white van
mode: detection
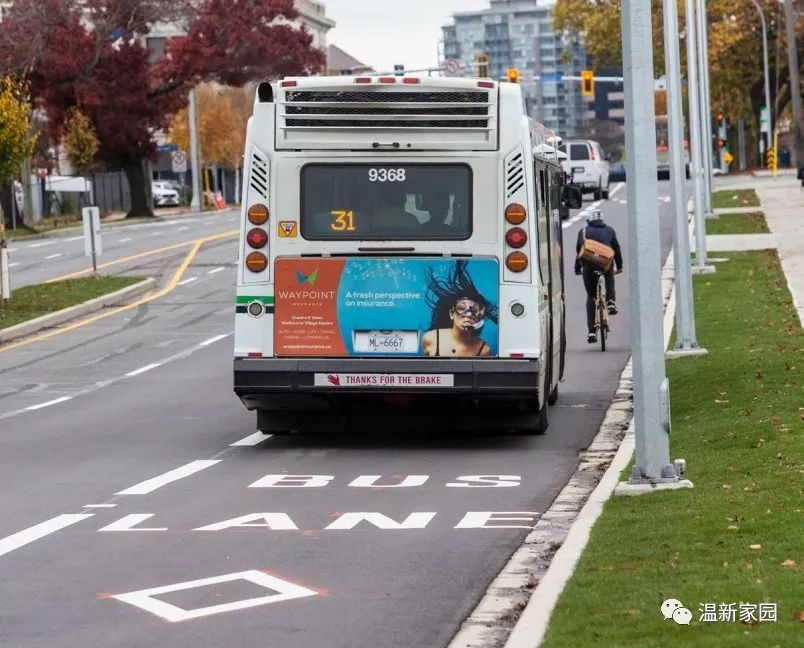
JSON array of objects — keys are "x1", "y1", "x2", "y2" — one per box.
[{"x1": 560, "y1": 140, "x2": 610, "y2": 200}]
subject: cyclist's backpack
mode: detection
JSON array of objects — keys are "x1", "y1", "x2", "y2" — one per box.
[{"x1": 578, "y1": 228, "x2": 615, "y2": 271}]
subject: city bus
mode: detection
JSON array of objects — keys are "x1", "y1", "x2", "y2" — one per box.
[{"x1": 232, "y1": 75, "x2": 581, "y2": 434}]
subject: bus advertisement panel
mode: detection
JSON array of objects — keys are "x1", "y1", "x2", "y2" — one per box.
[{"x1": 274, "y1": 258, "x2": 499, "y2": 358}]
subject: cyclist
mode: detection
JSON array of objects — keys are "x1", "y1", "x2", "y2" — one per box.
[{"x1": 574, "y1": 209, "x2": 623, "y2": 343}]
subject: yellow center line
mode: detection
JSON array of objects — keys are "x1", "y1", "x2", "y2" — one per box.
[
  {"x1": 44, "y1": 229, "x2": 239, "y2": 283},
  {"x1": 0, "y1": 231, "x2": 238, "y2": 354}
]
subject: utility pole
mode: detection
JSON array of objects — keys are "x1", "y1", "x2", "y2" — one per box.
[
  {"x1": 664, "y1": 0, "x2": 706, "y2": 359},
  {"x1": 784, "y1": 0, "x2": 802, "y2": 166},
  {"x1": 615, "y1": 0, "x2": 690, "y2": 493},
  {"x1": 188, "y1": 87, "x2": 202, "y2": 212}
]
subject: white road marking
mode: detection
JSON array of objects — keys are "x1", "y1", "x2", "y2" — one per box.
[
  {"x1": 116, "y1": 460, "x2": 222, "y2": 495},
  {"x1": 0, "y1": 514, "x2": 94, "y2": 558},
  {"x1": 27, "y1": 242, "x2": 53, "y2": 248},
  {"x1": 65, "y1": 236, "x2": 83, "y2": 242},
  {"x1": 26, "y1": 396, "x2": 72, "y2": 410},
  {"x1": 230, "y1": 432, "x2": 272, "y2": 446},
  {"x1": 207, "y1": 267, "x2": 225, "y2": 275},
  {"x1": 99, "y1": 514, "x2": 167, "y2": 532},
  {"x1": 177, "y1": 226, "x2": 189, "y2": 231},
  {"x1": 177, "y1": 277, "x2": 197, "y2": 286},
  {"x1": 83, "y1": 504, "x2": 117, "y2": 508},
  {"x1": 199, "y1": 334, "x2": 228, "y2": 347},
  {"x1": 8, "y1": 262, "x2": 19, "y2": 267},
  {"x1": 45, "y1": 253, "x2": 62, "y2": 260},
  {"x1": 118, "y1": 237, "x2": 132, "y2": 243},
  {"x1": 112, "y1": 570, "x2": 318, "y2": 623},
  {"x1": 125, "y1": 362, "x2": 161, "y2": 377}
]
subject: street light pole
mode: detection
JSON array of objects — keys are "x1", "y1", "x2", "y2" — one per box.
[
  {"x1": 664, "y1": 0, "x2": 706, "y2": 358},
  {"x1": 188, "y1": 87, "x2": 202, "y2": 211},
  {"x1": 750, "y1": 0, "x2": 772, "y2": 159},
  {"x1": 784, "y1": 0, "x2": 803, "y2": 167},
  {"x1": 685, "y1": 0, "x2": 715, "y2": 274},
  {"x1": 616, "y1": 0, "x2": 688, "y2": 492},
  {"x1": 696, "y1": 0, "x2": 714, "y2": 212}
]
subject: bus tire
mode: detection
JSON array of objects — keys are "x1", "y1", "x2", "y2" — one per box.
[
  {"x1": 547, "y1": 383, "x2": 559, "y2": 405},
  {"x1": 594, "y1": 187, "x2": 602, "y2": 201},
  {"x1": 519, "y1": 398, "x2": 548, "y2": 435}
]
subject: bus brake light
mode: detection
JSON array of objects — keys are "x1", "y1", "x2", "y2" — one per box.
[
  {"x1": 505, "y1": 227, "x2": 527, "y2": 248},
  {"x1": 246, "y1": 228, "x2": 268, "y2": 249}
]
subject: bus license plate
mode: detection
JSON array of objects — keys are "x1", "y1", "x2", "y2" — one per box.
[{"x1": 353, "y1": 330, "x2": 419, "y2": 354}]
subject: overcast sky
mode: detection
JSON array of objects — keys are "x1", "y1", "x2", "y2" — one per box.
[{"x1": 323, "y1": 0, "x2": 491, "y2": 73}]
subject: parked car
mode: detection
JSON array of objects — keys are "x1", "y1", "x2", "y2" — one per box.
[
  {"x1": 560, "y1": 139, "x2": 610, "y2": 200},
  {"x1": 152, "y1": 181, "x2": 180, "y2": 207},
  {"x1": 609, "y1": 162, "x2": 626, "y2": 182}
]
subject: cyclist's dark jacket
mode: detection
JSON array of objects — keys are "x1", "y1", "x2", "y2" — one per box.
[{"x1": 574, "y1": 221, "x2": 623, "y2": 274}]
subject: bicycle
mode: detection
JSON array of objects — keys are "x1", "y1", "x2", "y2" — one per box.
[{"x1": 593, "y1": 270, "x2": 609, "y2": 352}]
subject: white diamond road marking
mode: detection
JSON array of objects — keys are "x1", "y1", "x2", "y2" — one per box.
[{"x1": 111, "y1": 570, "x2": 318, "y2": 622}]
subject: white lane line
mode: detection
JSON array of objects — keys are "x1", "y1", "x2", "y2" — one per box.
[
  {"x1": 177, "y1": 277, "x2": 197, "y2": 286},
  {"x1": 177, "y1": 226, "x2": 189, "y2": 231},
  {"x1": 207, "y1": 267, "x2": 225, "y2": 275},
  {"x1": 45, "y1": 253, "x2": 63, "y2": 260},
  {"x1": 8, "y1": 262, "x2": 19, "y2": 268},
  {"x1": 608, "y1": 182, "x2": 624, "y2": 198},
  {"x1": 0, "y1": 514, "x2": 94, "y2": 558},
  {"x1": 230, "y1": 432, "x2": 273, "y2": 446},
  {"x1": 199, "y1": 334, "x2": 228, "y2": 347},
  {"x1": 116, "y1": 460, "x2": 222, "y2": 495},
  {"x1": 27, "y1": 242, "x2": 53, "y2": 248},
  {"x1": 83, "y1": 504, "x2": 117, "y2": 508},
  {"x1": 125, "y1": 362, "x2": 161, "y2": 377},
  {"x1": 26, "y1": 396, "x2": 72, "y2": 410},
  {"x1": 118, "y1": 237, "x2": 132, "y2": 243},
  {"x1": 65, "y1": 235, "x2": 83, "y2": 242}
]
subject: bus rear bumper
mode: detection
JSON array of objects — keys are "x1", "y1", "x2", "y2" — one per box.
[{"x1": 234, "y1": 357, "x2": 541, "y2": 408}]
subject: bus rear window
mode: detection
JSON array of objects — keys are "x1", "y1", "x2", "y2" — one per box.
[{"x1": 300, "y1": 164, "x2": 472, "y2": 240}]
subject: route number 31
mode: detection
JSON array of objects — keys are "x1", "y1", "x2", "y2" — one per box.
[
  {"x1": 368, "y1": 168, "x2": 406, "y2": 182},
  {"x1": 330, "y1": 210, "x2": 356, "y2": 231}
]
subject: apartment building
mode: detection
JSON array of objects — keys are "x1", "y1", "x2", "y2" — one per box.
[{"x1": 442, "y1": 0, "x2": 589, "y2": 137}]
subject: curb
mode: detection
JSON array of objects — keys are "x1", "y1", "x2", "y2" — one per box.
[
  {"x1": 448, "y1": 248, "x2": 677, "y2": 648},
  {"x1": 0, "y1": 278, "x2": 156, "y2": 344}
]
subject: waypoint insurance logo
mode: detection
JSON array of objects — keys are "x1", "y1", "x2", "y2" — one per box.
[
  {"x1": 661, "y1": 599, "x2": 692, "y2": 626},
  {"x1": 295, "y1": 269, "x2": 319, "y2": 286}
]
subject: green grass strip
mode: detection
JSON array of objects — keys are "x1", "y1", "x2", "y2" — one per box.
[
  {"x1": 712, "y1": 189, "x2": 760, "y2": 209},
  {"x1": 706, "y1": 212, "x2": 769, "y2": 235},
  {"x1": 542, "y1": 251, "x2": 802, "y2": 648},
  {"x1": 0, "y1": 276, "x2": 141, "y2": 329}
]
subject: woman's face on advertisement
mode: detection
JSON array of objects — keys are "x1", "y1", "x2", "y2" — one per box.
[{"x1": 450, "y1": 298, "x2": 485, "y2": 329}]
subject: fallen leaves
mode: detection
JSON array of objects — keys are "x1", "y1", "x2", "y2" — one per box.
[
  {"x1": 781, "y1": 559, "x2": 797, "y2": 568},
  {"x1": 749, "y1": 544, "x2": 762, "y2": 550}
]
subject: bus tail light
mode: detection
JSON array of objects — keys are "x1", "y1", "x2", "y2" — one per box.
[
  {"x1": 505, "y1": 203, "x2": 526, "y2": 225},
  {"x1": 248, "y1": 203, "x2": 269, "y2": 225},
  {"x1": 246, "y1": 228, "x2": 268, "y2": 249},
  {"x1": 280, "y1": 80, "x2": 297, "y2": 88},
  {"x1": 477, "y1": 81, "x2": 495, "y2": 88},
  {"x1": 354, "y1": 77, "x2": 372, "y2": 84},
  {"x1": 505, "y1": 227, "x2": 527, "y2": 248},
  {"x1": 403, "y1": 78, "x2": 420, "y2": 84},
  {"x1": 506, "y1": 251, "x2": 528, "y2": 273},
  {"x1": 379, "y1": 76, "x2": 395, "y2": 83},
  {"x1": 245, "y1": 251, "x2": 268, "y2": 273}
]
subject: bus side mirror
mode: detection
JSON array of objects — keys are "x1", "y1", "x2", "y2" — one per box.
[{"x1": 561, "y1": 184, "x2": 582, "y2": 209}]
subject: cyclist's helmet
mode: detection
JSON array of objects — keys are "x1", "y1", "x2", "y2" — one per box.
[{"x1": 586, "y1": 208, "x2": 604, "y2": 224}]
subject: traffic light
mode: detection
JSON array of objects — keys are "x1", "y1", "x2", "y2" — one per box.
[
  {"x1": 581, "y1": 70, "x2": 594, "y2": 97},
  {"x1": 507, "y1": 68, "x2": 520, "y2": 84},
  {"x1": 476, "y1": 53, "x2": 490, "y2": 78}
]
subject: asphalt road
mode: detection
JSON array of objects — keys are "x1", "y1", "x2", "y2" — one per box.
[
  {"x1": 6, "y1": 208, "x2": 240, "y2": 290},
  {"x1": 0, "y1": 184, "x2": 676, "y2": 648}
]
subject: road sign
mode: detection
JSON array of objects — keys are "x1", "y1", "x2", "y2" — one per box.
[
  {"x1": 724, "y1": 150, "x2": 734, "y2": 165},
  {"x1": 444, "y1": 59, "x2": 460, "y2": 74},
  {"x1": 171, "y1": 150, "x2": 187, "y2": 173},
  {"x1": 759, "y1": 107, "x2": 769, "y2": 134},
  {"x1": 539, "y1": 73, "x2": 563, "y2": 83},
  {"x1": 157, "y1": 144, "x2": 178, "y2": 152},
  {"x1": 82, "y1": 206, "x2": 102, "y2": 272}
]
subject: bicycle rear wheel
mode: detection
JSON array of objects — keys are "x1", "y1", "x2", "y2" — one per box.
[{"x1": 597, "y1": 300, "x2": 607, "y2": 351}]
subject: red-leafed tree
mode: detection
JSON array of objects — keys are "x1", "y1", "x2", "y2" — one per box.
[{"x1": 0, "y1": 0, "x2": 324, "y2": 217}]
